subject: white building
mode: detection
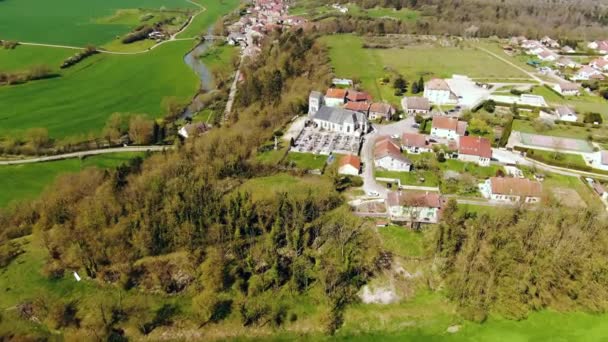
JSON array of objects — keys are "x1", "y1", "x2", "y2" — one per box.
[
  {"x1": 338, "y1": 154, "x2": 360, "y2": 176},
  {"x1": 553, "y1": 82, "x2": 580, "y2": 96},
  {"x1": 430, "y1": 116, "x2": 467, "y2": 140},
  {"x1": 424, "y1": 78, "x2": 457, "y2": 105},
  {"x1": 374, "y1": 138, "x2": 412, "y2": 172},
  {"x1": 555, "y1": 106, "x2": 578, "y2": 122},
  {"x1": 458, "y1": 136, "x2": 492, "y2": 166},
  {"x1": 479, "y1": 177, "x2": 542, "y2": 204},
  {"x1": 312, "y1": 106, "x2": 369, "y2": 135},
  {"x1": 324, "y1": 88, "x2": 347, "y2": 107},
  {"x1": 572, "y1": 66, "x2": 603, "y2": 81},
  {"x1": 401, "y1": 133, "x2": 431, "y2": 154},
  {"x1": 308, "y1": 90, "x2": 323, "y2": 116}
]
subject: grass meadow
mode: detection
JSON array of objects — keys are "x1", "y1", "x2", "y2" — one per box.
[
  {"x1": 0, "y1": 45, "x2": 73, "y2": 73},
  {"x1": 320, "y1": 35, "x2": 529, "y2": 105},
  {"x1": 0, "y1": 40, "x2": 199, "y2": 139},
  {"x1": 0, "y1": 0, "x2": 197, "y2": 46},
  {"x1": 0, "y1": 152, "x2": 144, "y2": 207},
  {"x1": 177, "y1": 0, "x2": 241, "y2": 38}
]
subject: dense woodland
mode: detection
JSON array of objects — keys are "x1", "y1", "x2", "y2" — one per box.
[
  {"x1": 308, "y1": 0, "x2": 608, "y2": 39},
  {"x1": 436, "y1": 200, "x2": 608, "y2": 322}
]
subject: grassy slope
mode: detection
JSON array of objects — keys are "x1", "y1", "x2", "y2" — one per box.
[
  {"x1": 0, "y1": 152, "x2": 143, "y2": 207},
  {"x1": 238, "y1": 173, "x2": 334, "y2": 202},
  {"x1": 513, "y1": 119, "x2": 608, "y2": 140},
  {"x1": 0, "y1": 40, "x2": 198, "y2": 139},
  {"x1": 0, "y1": 0, "x2": 196, "y2": 46},
  {"x1": 199, "y1": 43, "x2": 238, "y2": 87}
]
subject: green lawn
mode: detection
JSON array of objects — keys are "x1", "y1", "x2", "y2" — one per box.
[
  {"x1": 375, "y1": 170, "x2": 439, "y2": 187},
  {"x1": 238, "y1": 173, "x2": 334, "y2": 201},
  {"x1": 527, "y1": 149, "x2": 588, "y2": 168},
  {"x1": 199, "y1": 43, "x2": 238, "y2": 87},
  {"x1": 0, "y1": 0, "x2": 196, "y2": 46},
  {"x1": 346, "y1": 5, "x2": 419, "y2": 21},
  {"x1": 0, "y1": 40, "x2": 199, "y2": 140},
  {"x1": 378, "y1": 225, "x2": 424, "y2": 257},
  {"x1": 177, "y1": 0, "x2": 241, "y2": 38},
  {"x1": 320, "y1": 35, "x2": 530, "y2": 105},
  {"x1": 513, "y1": 119, "x2": 608, "y2": 140},
  {"x1": 0, "y1": 45, "x2": 73, "y2": 73},
  {"x1": 439, "y1": 159, "x2": 502, "y2": 179},
  {"x1": 0, "y1": 152, "x2": 143, "y2": 207},
  {"x1": 285, "y1": 152, "x2": 328, "y2": 170}
]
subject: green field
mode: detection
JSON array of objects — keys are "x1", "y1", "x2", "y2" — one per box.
[
  {"x1": 375, "y1": 169, "x2": 440, "y2": 187},
  {"x1": 513, "y1": 119, "x2": 608, "y2": 140},
  {"x1": 177, "y1": 0, "x2": 241, "y2": 38},
  {"x1": 285, "y1": 152, "x2": 328, "y2": 170},
  {"x1": 378, "y1": 225, "x2": 425, "y2": 257},
  {"x1": 237, "y1": 173, "x2": 334, "y2": 201},
  {"x1": 0, "y1": 0, "x2": 196, "y2": 46},
  {"x1": 0, "y1": 152, "x2": 143, "y2": 207},
  {"x1": 0, "y1": 45, "x2": 73, "y2": 73},
  {"x1": 199, "y1": 43, "x2": 238, "y2": 87},
  {"x1": 320, "y1": 35, "x2": 529, "y2": 105},
  {"x1": 0, "y1": 40, "x2": 199, "y2": 139}
]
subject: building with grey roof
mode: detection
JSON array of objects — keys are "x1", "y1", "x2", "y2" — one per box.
[{"x1": 312, "y1": 106, "x2": 369, "y2": 135}]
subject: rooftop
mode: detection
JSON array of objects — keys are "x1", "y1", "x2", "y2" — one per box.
[
  {"x1": 490, "y1": 177, "x2": 542, "y2": 197},
  {"x1": 458, "y1": 136, "x2": 492, "y2": 158},
  {"x1": 326, "y1": 88, "x2": 348, "y2": 99},
  {"x1": 404, "y1": 97, "x2": 430, "y2": 111},
  {"x1": 432, "y1": 116, "x2": 459, "y2": 131},
  {"x1": 387, "y1": 191, "x2": 442, "y2": 208},
  {"x1": 402, "y1": 133, "x2": 428, "y2": 149},
  {"x1": 339, "y1": 154, "x2": 361, "y2": 170},
  {"x1": 425, "y1": 78, "x2": 451, "y2": 91}
]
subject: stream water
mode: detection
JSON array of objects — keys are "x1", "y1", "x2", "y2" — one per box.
[{"x1": 181, "y1": 30, "x2": 216, "y2": 119}]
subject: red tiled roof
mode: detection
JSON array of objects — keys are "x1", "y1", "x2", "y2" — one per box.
[
  {"x1": 490, "y1": 177, "x2": 542, "y2": 197},
  {"x1": 326, "y1": 88, "x2": 347, "y2": 99},
  {"x1": 339, "y1": 154, "x2": 361, "y2": 169},
  {"x1": 346, "y1": 90, "x2": 372, "y2": 102},
  {"x1": 558, "y1": 82, "x2": 579, "y2": 91},
  {"x1": 432, "y1": 116, "x2": 459, "y2": 131},
  {"x1": 369, "y1": 102, "x2": 393, "y2": 114},
  {"x1": 402, "y1": 133, "x2": 427, "y2": 149},
  {"x1": 375, "y1": 138, "x2": 401, "y2": 156},
  {"x1": 344, "y1": 101, "x2": 370, "y2": 112},
  {"x1": 458, "y1": 136, "x2": 492, "y2": 158}
]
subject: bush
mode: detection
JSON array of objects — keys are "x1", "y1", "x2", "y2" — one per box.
[
  {"x1": 61, "y1": 46, "x2": 98, "y2": 69},
  {"x1": 122, "y1": 26, "x2": 154, "y2": 44},
  {"x1": 583, "y1": 112, "x2": 603, "y2": 124},
  {"x1": 482, "y1": 100, "x2": 496, "y2": 113}
]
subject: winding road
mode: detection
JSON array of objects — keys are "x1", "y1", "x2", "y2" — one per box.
[{"x1": 0, "y1": 146, "x2": 172, "y2": 166}]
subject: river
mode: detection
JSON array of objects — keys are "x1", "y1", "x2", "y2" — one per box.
[{"x1": 181, "y1": 29, "x2": 216, "y2": 119}]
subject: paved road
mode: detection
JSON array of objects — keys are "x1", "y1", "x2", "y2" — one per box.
[{"x1": 0, "y1": 146, "x2": 171, "y2": 165}]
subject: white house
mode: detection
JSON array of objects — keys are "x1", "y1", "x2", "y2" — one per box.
[
  {"x1": 386, "y1": 191, "x2": 444, "y2": 223},
  {"x1": 308, "y1": 90, "x2": 323, "y2": 116},
  {"x1": 555, "y1": 106, "x2": 578, "y2": 122},
  {"x1": 338, "y1": 154, "x2": 360, "y2": 176},
  {"x1": 312, "y1": 106, "x2": 369, "y2": 135},
  {"x1": 480, "y1": 177, "x2": 542, "y2": 204},
  {"x1": 572, "y1": 66, "x2": 603, "y2": 81},
  {"x1": 553, "y1": 82, "x2": 580, "y2": 96},
  {"x1": 402, "y1": 97, "x2": 430, "y2": 114},
  {"x1": 424, "y1": 78, "x2": 457, "y2": 105},
  {"x1": 401, "y1": 133, "x2": 431, "y2": 154},
  {"x1": 430, "y1": 116, "x2": 467, "y2": 140},
  {"x1": 374, "y1": 138, "x2": 412, "y2": 172},
  {"x1": 537, "y1": 49, "x2": 557, "y2": 62},
  {"x1": 324, "y1": 88, "x2": 347, "y2": 107},
  {"x1": 458, "y1": 136, "x2": 492, "y2": 166},
  {"x1": 588, "y1": 40, "x2": 608, "y2": 54},
  {"x1": 590, "y1": 58, "x2": 608, "y2": 71}
]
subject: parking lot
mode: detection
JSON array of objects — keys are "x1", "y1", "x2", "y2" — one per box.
[{"x1": 291, "y1": 127, "x2": 361, "y2": 155}]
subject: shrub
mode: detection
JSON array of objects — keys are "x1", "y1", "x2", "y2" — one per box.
[{"x1": 583, "y1": 112, "x2": 603, "y2": 124}]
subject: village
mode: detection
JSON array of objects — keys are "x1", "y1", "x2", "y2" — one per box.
[{"x1": 272, "y1": 33, "x2": 608, "y2": 226}]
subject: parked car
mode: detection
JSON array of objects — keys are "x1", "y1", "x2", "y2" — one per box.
[{"x1": 366, "y1": 191, "x2": 380, "y2": 197}]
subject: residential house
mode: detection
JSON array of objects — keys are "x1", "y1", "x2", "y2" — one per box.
[
  {"x1": 346, "y1": 90, "x2": 372, "y2": 103},
  {"x1": 522, "y1": 40, "x2": 544, "y2": 54},
  {"x1": 312, "y1": 106, "x2": 369, "y2": 135},
  {"x1": 555, "y1": 106, "x2": 578, "y2": 122},
  {"x1": 338, "y1": 154, "x2": 361, "y2": 176},
  {"x1": 541, "y1": 36, "x2": 559, "y2": 48},
  {"x1": 374, "y1": 138, "x2": 412, "y2": 172},
  {"x1": 561, "y1": 45, "x2": 575, "y2": 53},
  {"x1": 553, "y1": 81, "x2": 580, "y2": 96},
  {"x1": 401, "y1": 133, "x2": 431, "y2": 154},
  {"x1": 386, "y1": 191, "x2": 444, "y2": 223},
  {"x1": 480, "y1": 177, "x2": 542, "y2": 203},
  {"x1": 592, "y1": 182, "x2": 608, "y2": 201},
  {"x1": 430, "y1": 116, "x2": 467, "y2": 140},
  {"x1": 556, "y1": 57, "x2": 578, "y2": 69},
  {"x1": 424, "y1": 78, "x2": 458, "y2": 105},
  {"x1": 588, "y1": 40, "x2": 608, "y2": 54},
  {"x1": 308, "y1": 90, "x2": 323, "y2": 116},
  {"x1": 402, "y1": 97, "x2": 431, "y2": 114},
  {"x1": 537, "y1": 49, "x2": 557, "y2": 62},
  {"x1": 458, "y1": 136, "x2": 492, "y2": 166},
  {"x1": 591, "y1": 58, "x2": 608, "y2": 71},
  {"x1": 369, "y1": 102, "x2": 395, "y2": 120},
  {"x1": 344, "y1": 101, "x2": 370, "y2": 114},
  {"x1": 572, "y1": 65, "x2": 603, "y2": 81},
  {"x1": 324, "y1": 88, "x2": 348, "y2": 107}
]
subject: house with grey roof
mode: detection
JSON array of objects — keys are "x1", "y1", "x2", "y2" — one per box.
[{"x1": 312, "y1": 106, "x2": 369, "y2": 135}]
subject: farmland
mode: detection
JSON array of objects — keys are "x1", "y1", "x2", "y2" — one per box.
[
  {"x1": 0, "y1": 0, "x2": 197, "y2": 46},
  {"x1": 0, "y1": 40, "x2": 199, "y2": 139},
  {"x1": 0, "y1": 152, "x2": 144, "y2": 207},
  {"x1": 0, "y1": 45, "x2": 73, "y2": 73},
  {"x1": 177, "y1": 0, "x2": 241, "y2": 38}
]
